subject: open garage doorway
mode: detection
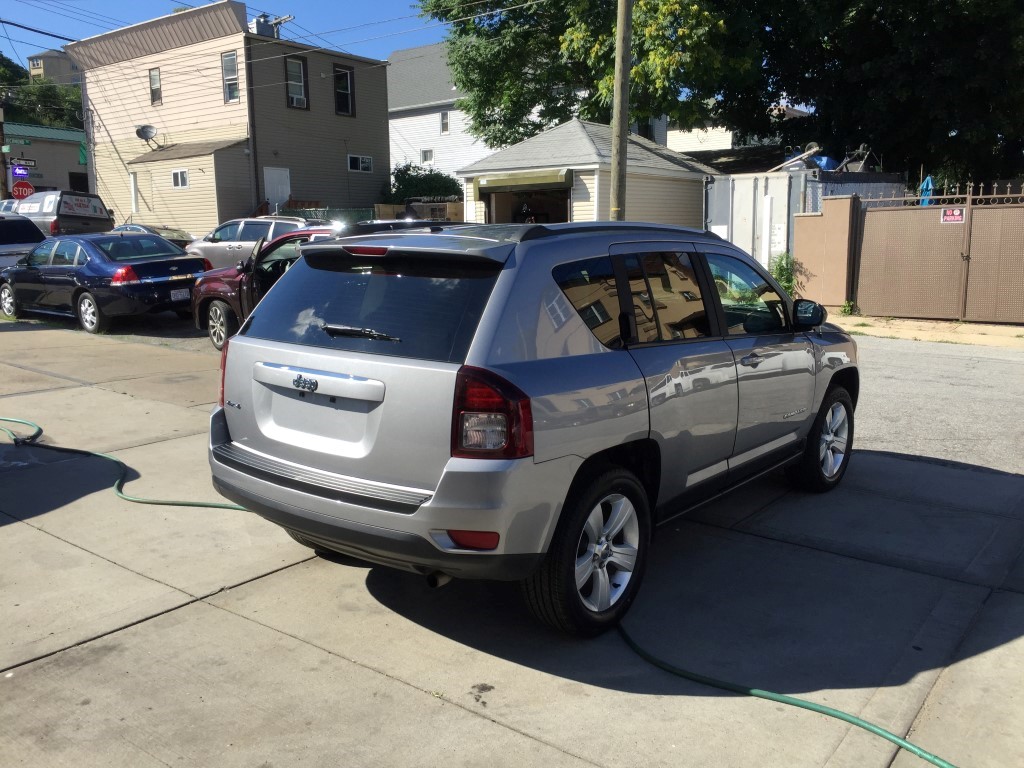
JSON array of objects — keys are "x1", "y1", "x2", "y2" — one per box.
[{"x1": 485, "y1": 188, "x2": 570, "y2": 224}]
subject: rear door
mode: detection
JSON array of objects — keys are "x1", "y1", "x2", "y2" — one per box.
[
  {"x1": 221, "y1": 243, "x2": 504, "y2": 494},
  {"x1": 698, "y1": 249, "x2": 815, "y2": 469},
  {"x1": 613, "y1": 244, "x2": 738, "y2": 503}
]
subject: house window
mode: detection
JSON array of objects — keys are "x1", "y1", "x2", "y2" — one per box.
[
  {"x1": 149, "y1": 68, "x2": 162, "y2": 106},
  {"x1": 222, "y1": 52, "x2": 239, "y2": 103},
  {"x1": 29, "y1": 58, "x2": 41, "y2": 68},
  {"x1": 420, "y1": 149, "x2": 434, "y2": 164},
  {"x1": 285, "y1": 56, "x2": 308, "y2": 109},
  {"x1": 348, "y1": 155, "x2": 372, "y2": 173},
  {"x1": 172, "y1": 169, "x2": 189, "y2": 189},
  {"x1": 440, "y1": 110, "x2": 450, "y2": 134},
  {"x1": 334, "y1": 65, "x2": 353, "y2": 115}
]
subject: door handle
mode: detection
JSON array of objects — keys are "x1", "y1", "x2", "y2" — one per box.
[{"x1": 740, "y1": 353, "x2": 764, "y2": 367}]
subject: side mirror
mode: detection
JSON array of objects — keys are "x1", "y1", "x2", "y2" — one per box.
[
  {"x1": 205, "y1": 234, "x2": 217, "y2": 243},
  {"x1": 16, "y1": 256, "x2": 29, "y2": 267},
  {"x1": 237, "y1": 257, "x2": 253, "y2": 273},
  {"x1": 793, "y1": 299, "x2": 827, "y2": 329}
]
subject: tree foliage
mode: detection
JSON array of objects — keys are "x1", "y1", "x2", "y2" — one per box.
[
  {"x1": 383, "y1": 162, "x2": 464, "y2": 203},
  {"x1": 420, "y1": 0, "x2": 1024, "y2": 179},
  {"x1": 0, "y1": 52, "x2": 82, "y2": 129}
]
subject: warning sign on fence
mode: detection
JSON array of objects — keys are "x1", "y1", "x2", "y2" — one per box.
[{"x1": 941, "y1": 207, "x2": 965, "y2": 223}]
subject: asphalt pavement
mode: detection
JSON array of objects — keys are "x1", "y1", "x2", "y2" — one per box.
[{"x1": 1, "y1": 315, "x2": 1022, "y2": 768}]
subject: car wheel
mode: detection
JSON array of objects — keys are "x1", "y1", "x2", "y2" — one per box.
[
  {"x1": 523, "y1": 468, "x2": 650, "y2": 636},
  {"x1": 0, "y1": 283, "x2": 21, "y2": 319},
  {"x1": 788, "y1": 386, "x2": 854, "y2": 492},
  {"x1": 77, "y1": 292, "x2": 109, "y2": 333},
  {"x1": 207, "y1": 300, "x2": 238, "y2": 351}
]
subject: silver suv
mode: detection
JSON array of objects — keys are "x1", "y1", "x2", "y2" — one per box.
[{"x1": 209, "y1": 223, "x2": 858, "y2": 635}]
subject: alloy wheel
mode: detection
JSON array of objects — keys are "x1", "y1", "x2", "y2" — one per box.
[
  {"x1": 79, "y1": 295, "x2": 98, "y2": 331},
  {"x1": 209, "y1": 303, "x2": 228, "y2": 347},
  {"x1": 0, "y1": 285, "x2": 14, "y2": 316},
  {"x1": 819, "y1": 401, "x2": 850, "y2": 478},
  {"x1": 574, "y1": 493, "x2": 640, "y2": 612}
]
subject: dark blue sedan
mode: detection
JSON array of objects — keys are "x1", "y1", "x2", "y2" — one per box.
[{"x1": 0, "y1": 233, "x2": 212, "y2": 333}]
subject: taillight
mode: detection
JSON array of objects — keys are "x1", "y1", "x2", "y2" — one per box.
[
  {"x1": 49, "y1": 220, "x2": 59, "y2": 235},
  {"x1": 451, "y1": 366, "x2": 533, "y2": 459},
  {"x1": 202, "y1": 258, "x2": 213, "y2": 272},
  {"x1": 218, "y1": 338, "x2": 229, "y2": 408},
  {"x1": 110, "y1": 265, "x2": 140, "y2": 285}
]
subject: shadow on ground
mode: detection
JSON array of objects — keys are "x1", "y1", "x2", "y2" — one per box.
[
  {"x1": 0, "y1": 312, "x2": 205, "y2": 342},
  {"x1": 0, "y1": 443, "x2": 139, "y2": 525},
  {"x1": 355, "y1": 451, "x2": 1024, "y2": 697}
]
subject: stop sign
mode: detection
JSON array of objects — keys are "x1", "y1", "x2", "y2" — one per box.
[{"x1": 11, "y1": 180, "x2": 35, "y2": 199}]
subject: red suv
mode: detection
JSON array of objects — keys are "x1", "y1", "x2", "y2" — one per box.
[{"x1": 192, "y1": 227, "x2": 338, "y2": 349}]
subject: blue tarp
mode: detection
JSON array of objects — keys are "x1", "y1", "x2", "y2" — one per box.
[{"x1": 919, "y1": 175, "x2": 934, "y2": 206}]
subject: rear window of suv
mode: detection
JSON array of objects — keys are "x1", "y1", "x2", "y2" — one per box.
[
  {"x1": 243, "y1": 249, "x2": 501, "y2": 364},
  {"x1": 0, "y1": 219, "x2": 45, "y2": 245}
]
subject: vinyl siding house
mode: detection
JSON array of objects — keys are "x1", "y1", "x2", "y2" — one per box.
[
  {"x1": 387, "y1": 43, "x2": 493, "y2": 180},
  {"x1": 66, "y1": 0, "x2": 389, "y2": 236},
  {"x1": 28, "y1": 49, "x2": 81, "y2": 85},
  {"x1": 459, "y1": 119, "x2": 716, "y2": 227}
]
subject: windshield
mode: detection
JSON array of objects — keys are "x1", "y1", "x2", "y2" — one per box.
[
  {"x1": 91, "y1": 235, "x2": 186, "y2": 261},
  {"x1": 244, "y1": 250, "x2": 500, "y2": 364},
  {"x1": 0, "y1": 220, "x2": 45, "y2": 245}
]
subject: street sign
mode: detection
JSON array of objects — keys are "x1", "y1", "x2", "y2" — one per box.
[
  {"x1": 12, "y1": 166, "x2": 29, "y2": 178},
  {"x1": 9, "y1": 139, "x2": 32, "y2": 146},
  {"x1": 13, "y1": 158, "x2": 36, "y2": 168},
  {"x1": 11, "y1": 181, "x2": 35, "y2": 199}
]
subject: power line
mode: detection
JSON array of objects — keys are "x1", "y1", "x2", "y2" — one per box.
[{"x1": 0, "y1": 17, "x2": 75, "y2": 42}]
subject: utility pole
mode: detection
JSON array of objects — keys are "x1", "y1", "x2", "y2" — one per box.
[
  {"x1": 609, "y1": 0, "x2": 633, "y2": 221},
  {"x1": 0, "y1": 105, "x2": 9, "y2": 200}
]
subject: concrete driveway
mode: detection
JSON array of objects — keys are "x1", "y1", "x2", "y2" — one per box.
[{"x1": 1, "y1": 318, "x2": 1022, "y2": 767}]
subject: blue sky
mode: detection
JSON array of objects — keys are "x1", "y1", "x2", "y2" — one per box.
[{"x1": 1, "y1": 0, "x2": 448, "y2": 68}]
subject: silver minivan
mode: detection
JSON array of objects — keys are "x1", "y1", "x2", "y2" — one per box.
[{"x1": 210, "y1": 223, "x2": 859, "y2": 635}]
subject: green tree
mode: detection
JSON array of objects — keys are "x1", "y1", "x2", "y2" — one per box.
[
  {"x1": 421, "y1": 0, "x2": 1024, "y2": 178},
  {"x1": 383, "y1": 163, "x2": 464, "y2": 203},
  {"x1": 0, "y1": 53, "x2": 82, "y2": 129}
]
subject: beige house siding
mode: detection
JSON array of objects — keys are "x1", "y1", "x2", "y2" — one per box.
[
  {"x1": 666, "y1": 126, "x2": 734, "y2": 153},
  {"x1": 124, "y1": 154, "x2": 218, "y2": 234},
  {"x1": 625, "y1": 175, "x2": 704, "y2": 228},
  {"x1": 214, "y1": 150, "x2": 256, "y2": 227},
  {"x1": 248, "y1": 40, "x2": 389, "y2": 208},
  {"x1": 570, "y1": 170, "x2": 597, "y2": 222},
  {"x1": 86, "y1": 32, "x2": 250, "y2": 228},
  {"x1": 463, "y1": 179, "x2": 485, "y2": 223}
]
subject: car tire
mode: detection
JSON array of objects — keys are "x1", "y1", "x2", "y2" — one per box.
[
  {"x1": 207, "y1": 300, "x2": 238, "y2": 351},
  {"x1": 77, "y1": 292, "x2": 109, "y2": 334},
  {"x1": 523, "y1": 467, "x2": 650, "y2": 636},
  {"x1": 787, "y1": 385, "x2": 854, "y2": 492},
  {"x1": 0, "y1": 283, "x2": 21, "y2": 319}
]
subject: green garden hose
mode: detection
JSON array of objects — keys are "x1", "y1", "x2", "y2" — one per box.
[{"x1": 2, "y1": 416, "x2": 957, "y2": 767}]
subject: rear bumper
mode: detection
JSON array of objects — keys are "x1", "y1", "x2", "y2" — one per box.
[
  {"x1": 208, "y1": 407, "x2": 581, "y2": 581},
  {"x1": 99, "y1": 284, "x2": 193, "y2": 317},
  {"x1": 213, "y1": 474, "x2": 542, "y2": 580}
]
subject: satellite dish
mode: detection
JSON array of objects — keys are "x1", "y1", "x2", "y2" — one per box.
[
  {"x1": 805, "y1": 141, "x2": 820, "y2": 153},
  {"x1": 136, "y1": 125, "x2": 158, "y2": 141}
]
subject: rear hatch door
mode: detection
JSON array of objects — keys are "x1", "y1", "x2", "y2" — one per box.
[{"x1": 221, "y1": 239, "x2": 508, "y2": 493}]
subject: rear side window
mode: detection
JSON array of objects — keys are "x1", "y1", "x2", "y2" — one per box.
[
  {"x1": 623, "y1": 252, "x2": 711, "y2": 343},
  {"x1": 0, "y1": 219, "x2": 44, "y2": 245},
  {"x1": 244, "y1": 249, "x2": 501, "y2": 363},
  {"x1": 551, "y1": 256, "x2": 622, "y2": 348}
]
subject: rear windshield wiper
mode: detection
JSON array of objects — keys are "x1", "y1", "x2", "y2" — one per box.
[{"x1": 320, "y1": 323, "x2": 401, "y2": 342}]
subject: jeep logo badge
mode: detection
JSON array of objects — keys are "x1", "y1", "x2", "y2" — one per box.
[{"x1": 292, "y1": 374, "x2": 319, "y2": 392}]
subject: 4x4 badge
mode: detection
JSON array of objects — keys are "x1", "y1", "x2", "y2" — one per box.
[{"x1": 292, "y1": 374, "x2": 319, "y2": 392}]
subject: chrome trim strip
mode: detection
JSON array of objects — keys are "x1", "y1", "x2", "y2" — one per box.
[
  {"x1": 254, "y1": 362, "x2": 386, "y2": 402},
  {"x1": 213, "y1": 442, "x2": 432, "y2": 509}
]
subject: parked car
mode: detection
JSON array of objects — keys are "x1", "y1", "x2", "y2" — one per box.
[
  {"x1": 0, "y1": 199, "x2": 21, "y2": 214},
  {"x1": 185, "y1": 216, "x2": 315, "y2": 269},
  {"x1": 0, "y1": 233, "x2": 212, "y2": 333},
  {"x1": 333, "y1": 218, "x2": 465, "y2": 236},
  {"x1": 0, "y1": 213, "x2": 46, "y2": 269},
  {"x1": 192, "y1": 220, "x2": 457, "y2": 349},
  {"x1": 209, "y1": 222, "x2": 858, "y2": 636},
  {"x1": 111, "y1": 223, "x2": 195, "y2": 249},
  {"x1": 192, "y1": 226, "x2": 340, "y2": 349},
  {"x1": 14, "y1": 190, "x2": 114, "y2": 236}
]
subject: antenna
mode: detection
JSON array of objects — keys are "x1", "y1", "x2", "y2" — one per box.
[{"x1": 135, "y1": 125, "x2": 163, "y2": 149}]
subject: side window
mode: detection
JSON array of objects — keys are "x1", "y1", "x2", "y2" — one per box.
[
  {"x1": 623, "y1": 252, "x2": 711, "y2": 343},
  {"x1": 240, "y1": 221, "x2": 273, "y2": 242},
  {"x1": 704, "y1": 252, "x2": 788, "y2": 336},
  {"x1": 28, "y1": 242, "x2": 55, "y2": 267},
  {"x1": 551, "y1": 256, "x2": 622, "y2": 349},
  {"x1": 214, "y1": 222, "x2": 241, "y2": 242},
  {"x1": 51, "y1": 240, "x2": 78, "y2": 266},
  {"x1": 270, "y1": 221, "x2": 299, "y2": 239}
]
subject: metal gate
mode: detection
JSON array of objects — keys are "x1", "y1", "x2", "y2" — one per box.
[{"x1": 855, "y1": 184, "x2": 1024, "y2": 323}]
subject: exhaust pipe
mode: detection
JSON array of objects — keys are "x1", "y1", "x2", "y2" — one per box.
[{"x1": 425, "y1": 571, "x2": 453, "y2": 589}]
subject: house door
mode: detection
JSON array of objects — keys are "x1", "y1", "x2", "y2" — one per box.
[{"x1": 263, "y1": 167, "x2": 291, "y2": 213}]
